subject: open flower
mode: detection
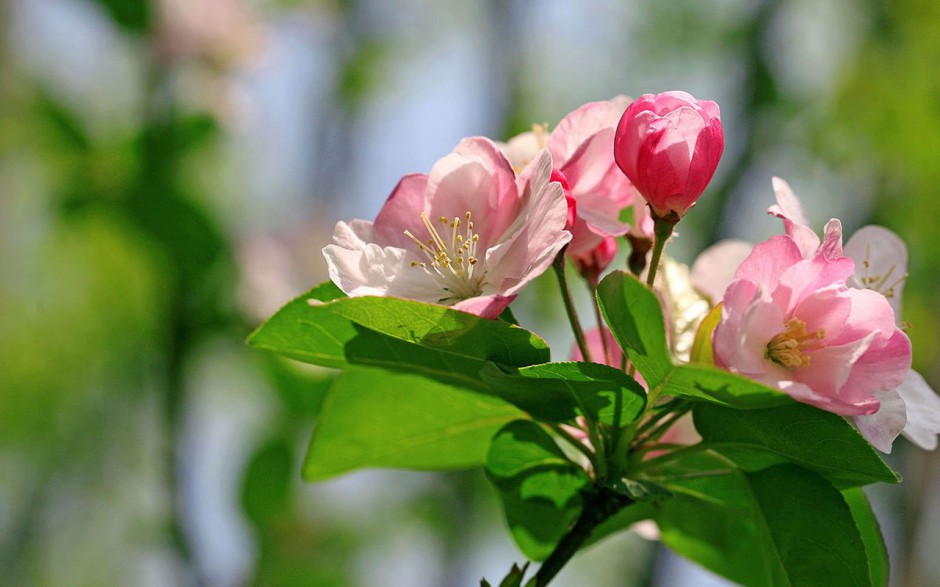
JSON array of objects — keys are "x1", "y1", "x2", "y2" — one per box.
[
  {"x1": 323, "y1": 137, "x2": 570, "y2": 318},
  {"x1": 713, "y1": 232, "x2": 912, "y2": 417},
  {"x1": 766, "y1": 177, "x2": 939, "y2": 451},
  {"x1": 499, "y1": 97, "x2": 643, "y2": 254},
  {"x1": 614, "y1": 91, "x2": 724, "y2": 219}
]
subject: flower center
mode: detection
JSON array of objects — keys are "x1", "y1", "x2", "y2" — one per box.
[
  {"x1": 404, "y1": 211, "x2": 484, "y2": 303},
  {"x1": 766, "y1": 318, "x2": 825, "y2": 370}
]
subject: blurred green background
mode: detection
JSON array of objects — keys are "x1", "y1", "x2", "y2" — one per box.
[{"x1": 1, "y1": 0, "x2": 939, "y2": 585}]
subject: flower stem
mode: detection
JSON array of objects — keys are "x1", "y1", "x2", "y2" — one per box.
[
  {"x1": 646, "y1": 212, "x2": 680, "y2": 289},
  {"x1": 588, "y1": 280, "x2": 610, "y2": 365},
  {"x1": 532, "y1": 486, "x2": 634, "y2": 586},
  {"x1": 553, "y1": 248, "x2": 592, "y2": 363}
]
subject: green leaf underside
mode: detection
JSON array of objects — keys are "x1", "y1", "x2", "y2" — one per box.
[
  {"x1": 487, "y1": 420, "x2": 589, "y2": 561},
  {"x1": 596, "y1": 271, "x2": 673, "y2": 387},
  {"x1": 248, "y1": 285, "x2": 550, "y2": 391},
  {"x1": 303, "y1": 368, "x2": 523, "y2": 481},
  {"x1": 654, "y1": 453, "x2": 873, "y2": 587},
  {"x1": 843, "y1": 487, "x2": 890, "y2": 587},
  {"x1": 480, "y1": 361, "x2": 646, "y2": 425},
  {"x1": 693, "y1": 402, "x2": 899, "y2": 488}
]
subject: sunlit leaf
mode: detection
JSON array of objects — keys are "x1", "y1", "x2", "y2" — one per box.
[
  {"x1": 303, "y1": 368, "x2": 523, "y2": 481},
  {"x1": 480, "y1": 361, "x2": 645, "y2": 426}
]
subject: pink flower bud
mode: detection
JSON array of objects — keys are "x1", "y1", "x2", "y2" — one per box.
[
  {"x1": 570, "y1": 236, "x2": 617, "y2": 283},
  {"x1": 550, "y1": 169, "x2": 577, "y2": 231},
  {"x1": 614, "y1": 91, "x2": 724, "y2": 218}
]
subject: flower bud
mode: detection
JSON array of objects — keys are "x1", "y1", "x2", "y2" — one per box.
[
  {"x1": 550, "y1": 169, "x2": 577, "y2": 231},
  {"x1": 570, "y1": 236, "x2": 617, "y2": 283},
  {"x1": 614, "y1": 91, "x2": 724, "y2": 219}
]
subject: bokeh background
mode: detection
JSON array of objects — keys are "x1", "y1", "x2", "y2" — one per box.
[{"x1": 2, "y1": 0, "x2": 940, "y2": 585}]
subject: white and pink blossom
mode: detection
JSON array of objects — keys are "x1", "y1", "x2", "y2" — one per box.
[
  {"x1": 500, "y1": 97, "x2": 646, "y2": 253},
  {"x1": 713, "y1": 232, "x2": 912, "y2": 417},
  {"x1": 322, "y1": 137, "x2": 571, "y2": 319}
]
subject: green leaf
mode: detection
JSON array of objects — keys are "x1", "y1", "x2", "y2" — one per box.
[
  {"x1": 241, "y1": 438, "x2": 294, "y2": 527},
  {"x1": 689, "y1": 303, "x2": 721, "y2": 365},
  {"x1": 249, "y1": 290, "x2": 550, "y2": 392},
  {"x1": 486, "y1": 420, "x2": 589, "y2": 561},
  {"x1": 662, "y1": 364, "x2": 790, "y2": 408},
  {"x1": 303, "y1": 368, "x2": 523, "y2": 481},
  {"x1": 843, "y1": 487, "x2": 890, "y2": 587},
  {"x1": 480, "y1": 361, "x2": 646, "y2": 426},
  {"x1": 653, "y1": 454, "x2": 873, "y2": 587},
  {"x1": 596, "y1": 271, "x2": 673, "y2": 387},
  {"x1": 744, "y1": 465, "x2": 872, "y2": 587},
  {"x1": 693, "y1": 402, "x2": 899, "y2": 488},
  {"x1": 90, "y1": 0, "x2": 150, "y2": 33}
]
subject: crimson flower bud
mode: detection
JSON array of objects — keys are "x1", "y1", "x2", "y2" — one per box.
[
  {"x1": 550, "y1": 169, "x2": 577, "y2": 231},
  {"x1": 571, "y1": 236, "x2": 618, "y2": 283},
  {"x1": 614, "y1": 91, "x2": 724, "y2": 219}
]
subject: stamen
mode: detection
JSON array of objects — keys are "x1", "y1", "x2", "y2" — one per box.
[
  {"x1": 403, "y1": 209, "x2": 486, "y2": 302},
  {"x1": 766, "y1": 318, "x2": 825, "y2": 370}
]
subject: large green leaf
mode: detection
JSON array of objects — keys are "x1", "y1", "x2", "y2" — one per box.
[
  {"x1": 480, "y1": 361, "x2": 646, "y2": 426},
  {"x1": 843, "y1": 488, "x2": 890, "y2": 587},
  {"x1": 486, "y1": 420, "x2": 588, "y2": 561},
  {"x1": 596, "y1": 271, "x2": 673, "y2": 387},
  {"x1": 653, "y1": 454, "x2": 874, "y2": 587},
  {"x1": 662, "y1": 364, "x2": 790, "y2": 408},
  {"x1": 693, "y1": 402, "x2": 899, "y2": 487},
  {"x1": 596, "y1": 272, "x2": 790, "y2": 409},
  {"x1": 249, "y1": 286, "x2": 550, "y2": 391},
  {"x1": 303, "y1": 368, "x2": 523, "y2": 481}
]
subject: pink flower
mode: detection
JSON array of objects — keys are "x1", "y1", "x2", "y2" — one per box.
[
  {"x1": 322, "y1": 137, "x2": 571, "y2": 319},
  {"x1": 499, "y1": 97, "x2": 642, "y2": 254},
  {"x1": 712, "y1": 233, "x2": 912, "y2": 417},
  {"x1": 766, "y1": 178, "x2": 940, "y2": 451},
  {"x1": 614, "y1": 91, "x2": 724, "y2": 218}
]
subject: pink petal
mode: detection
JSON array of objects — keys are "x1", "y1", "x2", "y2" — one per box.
[
  {"x1": 548, "y1": 96, "x2": 630, "y2": 162},
  {"x1": 614, "y1": 109, "x2": 659, "y2": 184},
  {"x1": 819, "y1": 219, "x2": 844, "y2": 260},
  {"x1": 768, "y1": 177, "x2": 819, "y2": 258},
  {"x1": 425, "y1": 137, "x2": 520, "y2": 246},
  {"x1": 839, "y1": 328, "x2": 911, "y2": 405},
  {"x1": 483, "y1": 150, "x2": 571, "y2": 296},
  {"x1": 733, "y1": 235, "x2": 803, "y2": 292},
  {"x1": 452, "y1": 294, "x2": 517, "y2": 319},
  {"x1": 372, "y1": 174, "x2": 430, "y2": 249},
  {"x1": 774, "y1": 254, "x2": 855, "y2": 314},
  {"x1": 683, "y1": 116, "x2": 724, "y2": 199}
]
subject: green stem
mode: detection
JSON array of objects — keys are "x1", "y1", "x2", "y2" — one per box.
[
  {"x1": 553, "y1": 248, "x2": 592, "y2": 363},
  {"x1": 546, "y1": 423, "x2": 598, "y2": 471},
  {"x1": 646, "y1": 213, "x2": 680, "y2": 289},
  {"x1": 588, "y1": 280, "x2": 610, "y2": 365},
  {"x1": 531, "y1": 487, "x2": 634, "y2": 587}
]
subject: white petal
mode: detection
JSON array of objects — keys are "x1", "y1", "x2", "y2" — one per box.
[
  {"x1": 844, "y1": 225, "x2": 908, "y2": 319},
  {"x1": 690, "y1": 239, "x2": 754, "y2": 303},
  {"x1": 854, "y1": 389, "x2": 907, "y2": 453},
  {"x1": 897, "y1": 370, "x2": 940, "y2": 451}
]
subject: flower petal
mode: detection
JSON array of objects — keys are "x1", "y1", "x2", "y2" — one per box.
[
  {"x1": 897, "y1": 370, "x2": 940, "y2": 450},
  {"x1": 854, "y1": 389, "x2": 907, "y2": 453},
  {"x1": 690, "y1": 239, "x2": 754, "y2": 303},
  {"x1": 768, "y1": 177, "x2": 820, "y2": 258},
  {"x1": 844, "y1": 225, "x2": 908, "y2": 319}
]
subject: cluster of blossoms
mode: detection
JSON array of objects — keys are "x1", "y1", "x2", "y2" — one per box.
[{"x1": 323, "y1": 91, "x2": 940, "y2": 454}]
